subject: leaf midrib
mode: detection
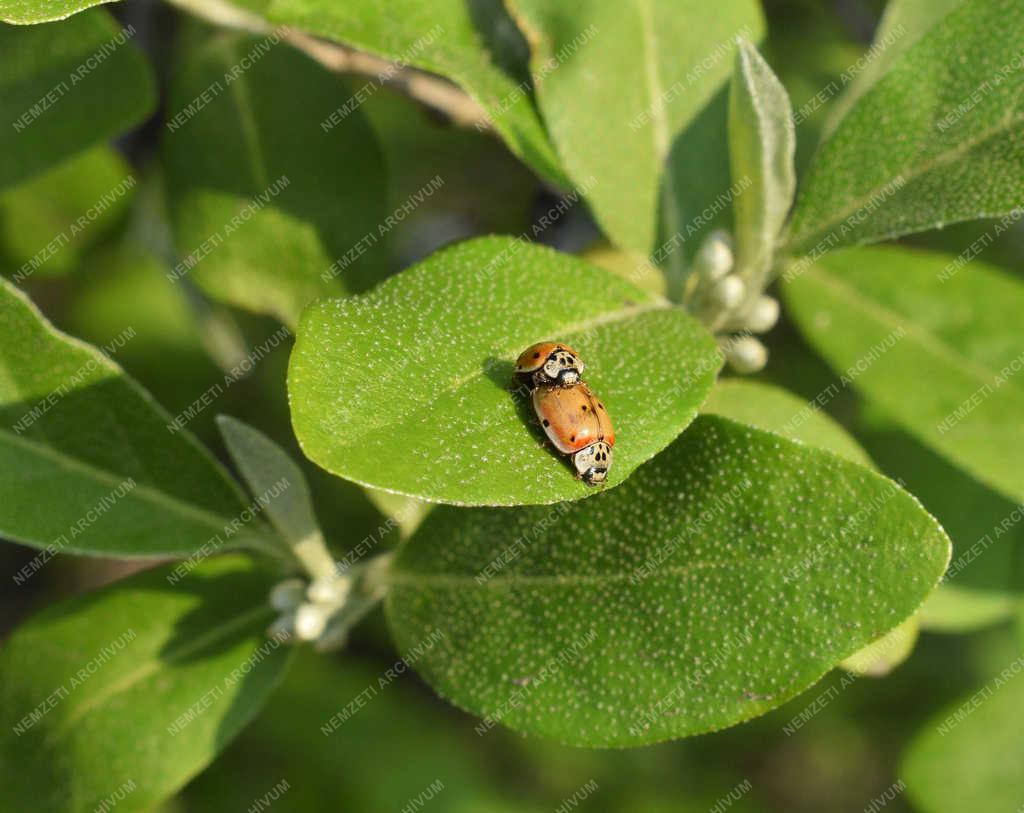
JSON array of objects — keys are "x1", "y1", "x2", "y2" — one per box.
[
  {"x1": 47, "y1": 602, "x2": 274, "y2": 739},
  {"x1": 805, "y1": 267, "x2": 1024, "y2": 398},
  {"x1": 321, "y1": 298, "x2": 671, "y2": 443},
  {"x1": 0, "y1": 428, "x2": 273, "y2": 551},
  {"x1": 791, "y1": 108, "x2": 1024, "y2": 252}
]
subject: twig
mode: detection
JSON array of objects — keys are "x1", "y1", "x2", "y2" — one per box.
[{"x1": 165, "y1": 0, "x2": 493, "y2": 130}]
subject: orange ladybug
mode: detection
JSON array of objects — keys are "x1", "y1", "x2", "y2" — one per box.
[
  {"x1": 515, "y1": 342, "x2": 584, "y2": 388},
  {"x1": 532, "y1": 383, "x2": 615, "y2": 485}
]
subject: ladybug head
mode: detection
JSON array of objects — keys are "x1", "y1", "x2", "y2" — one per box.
[
  {"x1": 540, "y1": 348, "x2": 584, "y2": 387},
  {"x1": 574, "y1": 441, "x2": 612, "y2": 485}
]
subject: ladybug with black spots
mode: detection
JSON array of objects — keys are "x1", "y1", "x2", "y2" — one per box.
[
  {"x1": 532, "y1": 382, "x2": 615, "y2": 485},
  {"x1": 515, "y1": 342, "x2": 585, "y2": 388}
]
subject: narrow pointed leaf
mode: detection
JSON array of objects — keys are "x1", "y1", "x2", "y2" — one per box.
[
  {"x1": 728, "y1": 41, "x2": 796, "y2": 284},
  {"x1": 788, "y1": 0, "x2": 1024, "y2": 255},
  {"x1": 384, "y1": 415, "x2": 950, "y2": 746},
  {"x1": 218, "y1": 415, "x2": 335, "y2": 576},
  {"x1": 0, "y1": 278, "x2": 271, "y2": 557},
  {"x1": 784, "y1": 245, "x2": 1024, "y2": 506},
  {"x1": 288, "y1": 237, "x2": 720, "y2": 506},
  {"x1": 821, "y1": 0, "x2": 963, "y2": 137},
  {"x1": 507, "y1": 0, "x2": 763, "y2": 255},
  {"x1": 0, "y1": 555, "x2": 293, "y2": 813}
]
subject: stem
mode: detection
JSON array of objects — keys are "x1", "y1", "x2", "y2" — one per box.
[
  {"x1": 290, "y1": 531, "x2": 340, "y2": 583},
  {"x1": 164, "y1": 0, "x2": 492, "y2": 130}
]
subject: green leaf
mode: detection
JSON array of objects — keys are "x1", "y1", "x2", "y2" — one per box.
[
  {"x1": 705, "y1": 382, "x2": 924, "y2": 674},
  {"x1": 0, "y1": 0, "x2": 116, "y2": 24},
  {"x1": 839, "y1": 615, "x2": 919, "y2": 676},
  {"x1": 728, "y1": 40, "x2": 796, "y2": 286},
  {"x1": 265, "y1": 0, "x2": 566, "y2": 185},
  {"x1": 855, "y1": 405, "x2": 1023, "y2": 633},
  {"x1": 288, "y1": 236, "x2": 720, "y2": 506},
  {"x1": 218, "y1": 415, "x2": 335, "y2": 576},
  {"x1": 163, "y1": 32, "x2": 388, "y2": 327},
  {"x1": 702, "y1": 379, "x2": 872, "y2": 466},
  {"x1": 787, "y1": 0, "x2": 1024, "y2": 255},
  {"x1": 384, "y1": 415, "x2": 950, "y2": 746},
  {"x1": 0, "y1": 277, "x2": 273, "y2": 558},
  {"x1": 783, "y1": 244, "x2": 1024, "y2": 506},
  {"x1": 506, "y1": 0, "x2": 763, "y2": 256},
  {"x1": 821, "y1": 0, "x2": 964, "y2": 138},
  {"x1": 903, "y1": 653, "x2": 1024, "y2": 813},
  {"x1": 0, "y1": 10, "x2": 155, "y2": 190},
  {"x1": 0, "y1": 555, "x2": 292, "y2": 813},
  {"x1": 0, "y1": 145, "x2": 134, "y2": 279}
]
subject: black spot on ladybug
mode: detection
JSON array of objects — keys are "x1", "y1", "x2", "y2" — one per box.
[
  {"x1": 542, "y1": 419, "x2": 550, "y2": 427},
  {"x1": 598, "y1": 403, "x2": 605, "y2": 409},
  {"x1": 581, "y1": 405, "x2": 588, "y2": 411},
  {"x1": 533, "y1": 352, "x2": 541, "y2": 359},
  {"x1": 570, "y1": 435, "x2": 576, "y2": 442}
]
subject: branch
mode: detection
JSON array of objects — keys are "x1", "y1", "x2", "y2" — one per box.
[{"x1": 165, "y1": 0, "x2": 493, "y2": 131}]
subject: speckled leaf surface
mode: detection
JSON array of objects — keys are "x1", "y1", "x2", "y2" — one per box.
[
  {"x1": 903, "y1": 655, "x2": 1024, "y2": 813},
  {"x1": 0, "y1": 0, "x2": 115, "y2": 23},
  {"x1": 506, "y1": 0, "x2": 763, "y2": 256},
  {"x1": 0, "y1": 278, "x2": 270, "y2": 557},
  {"x1": 384, "y1": 415, "x2": 950, "y2": 746},
  {"x1": 0, "y1": 10, "x2": 155, "y2": 189},
  {"x1": 784, "y1": 245, "x2": 1024, "y2": 506},
  {"x1": 288, "y1": 237, "x2": 720, "y2": 507},
  {"x1": 820, "y1": 0, "x2": 964, "y2": 138},
  {"x1": 266, "y1": 0, "x2": 565, "y2": 185},
  {"x1": 163, "y1": 33, "x2": 387, "y2": 327},
  {"x1": 787, "y1": 0, "x2": 1024, "y2": 255},
  {"x1": 0, "y1": 555, "x2": 293, "y2": 813}
]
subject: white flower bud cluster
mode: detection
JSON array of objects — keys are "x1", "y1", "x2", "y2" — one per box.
[
  {"x1": 690, "y1": 229, "x2": 781, "y2": 374},
  {"x1": 267, "y1": 571, "x2": 352, "y2": 646}
]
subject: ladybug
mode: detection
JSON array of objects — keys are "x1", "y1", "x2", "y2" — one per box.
[
  {"x1": 532, "y1": 382, "x2": 615, "y2": 485},
  {"x1": 515, "y1": 342, "x2": 585, "y2": 388}
]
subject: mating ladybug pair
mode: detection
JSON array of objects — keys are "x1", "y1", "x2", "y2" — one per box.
[{"x1": 514, "y1": 342, "x2": 615, "y2": 486}]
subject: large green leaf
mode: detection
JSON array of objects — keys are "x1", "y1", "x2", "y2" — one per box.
[
  {"x1": 706, "y1": 381, "x2": 926, "y2": 674},
  {"x1": 288, "y1": 237, "x2": 720, "y2": 506},
  {"x1": 902, "y1": 650, "x2": 1024, "y2": 813},
  {"x1": 787, "y1": 0, "x2": 1024, "y2": 255},
  {"x1": 384, "y1": 415, "x2": 950, "y2": 746},
  {"x1": 265, "y1": 0, "x2": 565, "y2": 185},
  {"x1": 0, "y1": 555, "x2": 292, "y2": 813},
  {"x1": 0, "y1": 145, "x2": 133, "y2": 279},
  {"x1": 784, "y1": 245, "x2": 1024, "y2": 506},
  {"x1": 0, "y1": 278, "x2": 274, "y2": 558},
  {"x1": 856, "y1": 404, "x2": 1022, "y2": 633},
  {"x1": 506, "y1": 0, "x2": 763, "y2": 257},
  {"x1": 0, "y1": 10, "x2": 155, "y2": 190},
  {"x1": 163, "y1": 32, "x2": 387, "y2": 327}
]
